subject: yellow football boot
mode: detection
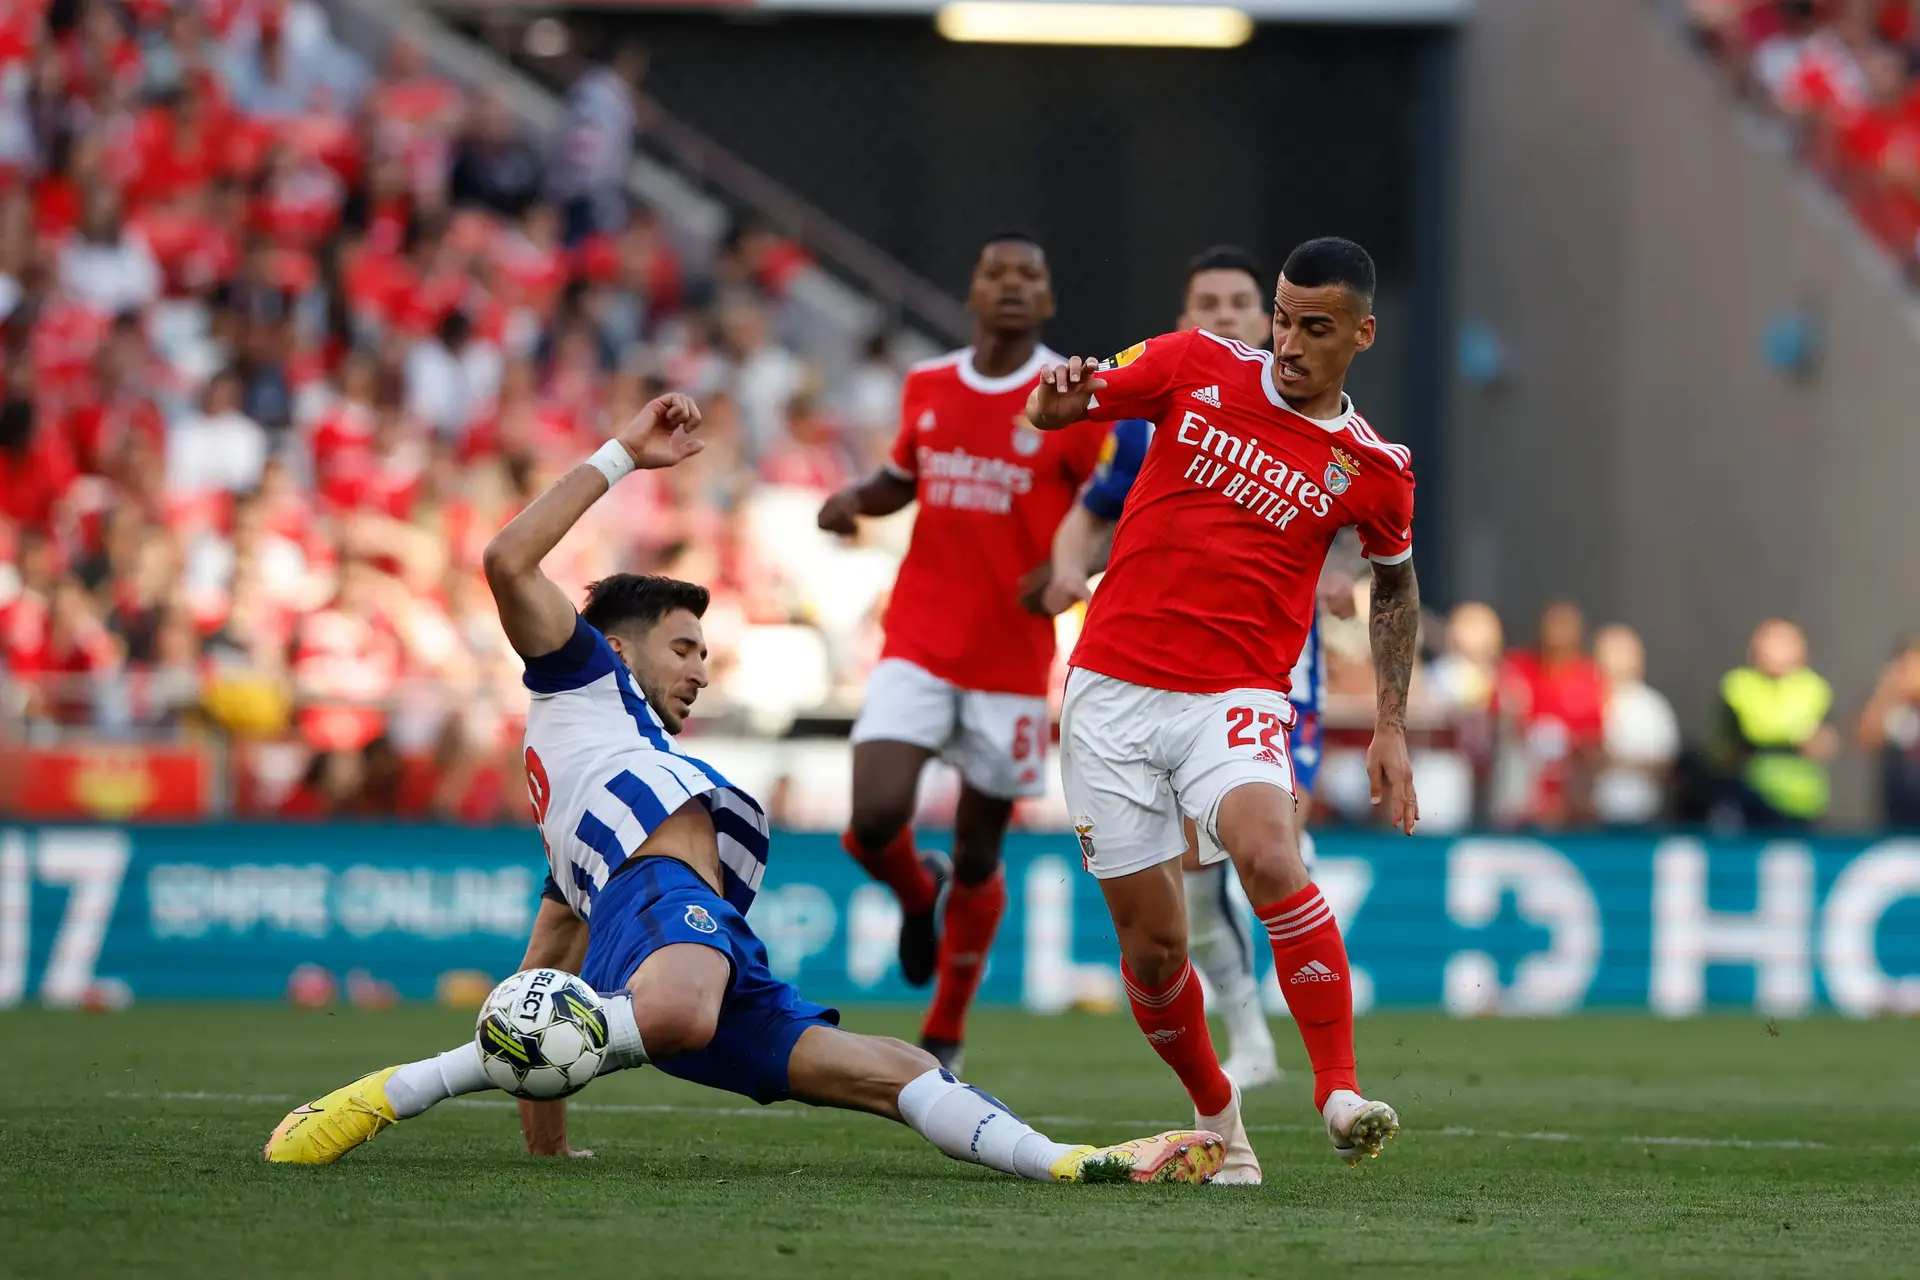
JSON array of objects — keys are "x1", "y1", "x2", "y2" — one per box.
[
  {"x1": 1050, "y1": 1129, "x2": 1226, "y2": 1184},
  {"x1": 263, "y1": 1066, "x2": 402, "y2": 1165}
]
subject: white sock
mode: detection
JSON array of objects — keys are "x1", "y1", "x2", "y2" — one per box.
[
  {"x1": 1185, "y1": 864, "x2": 1275, "y2": 1064},
  {"x1": 897, "y1": 1069, "x2": 1077, "y2": 1182},
  {"x1": 598, "y1": 993, "x2": 650, "y2": 1071},
  {"x1": 384, "y1": 995, "x2": 648, "y2": 1119},
  {"x1": 385, "y1": 1043, "x2": 492, "y2": 1119}
]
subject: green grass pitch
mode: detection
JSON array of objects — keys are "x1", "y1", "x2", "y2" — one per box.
[{"x1": 2, "y1": 1006, "x2": 1917, "y2": 1278}]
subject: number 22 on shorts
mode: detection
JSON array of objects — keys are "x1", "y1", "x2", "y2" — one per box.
[{"x1": 1224, "y1": 706, "x2": 1285, "y2": 751}]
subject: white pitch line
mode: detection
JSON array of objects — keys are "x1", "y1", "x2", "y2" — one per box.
[
  {"x1": 108, "y1": 1091, "x2": 297, "y2": 1104},
  {"x1": 447, "y1": 1099, "x2": 805, "y2": 1119},
  {"x1": 1425, "y1": 1124, "x2": 1839, "y2": 1152},
  {"x1": 100, "y1": 1092, "x2": 1914, "y2": 1154}
]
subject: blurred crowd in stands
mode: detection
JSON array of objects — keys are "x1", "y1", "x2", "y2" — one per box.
[
  {"x1": 1363, "y1": 598, "x2": 1920, "y2": 834},
  {"x1": 0, "y1": 0, "x2": 920, "y2": 820},
  {"x1": 1688, "y1": 0, "x2": 1920, "y2": 278},
  {"x1": 1, "y1": 0, "x2": 1916, "y2": 832}
]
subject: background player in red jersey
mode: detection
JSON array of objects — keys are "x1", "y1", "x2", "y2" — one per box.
[
  {"x1": 817, "y1": 232, "x2": 1107, "y2": 1071},
  {"x1": 1025, "y1": 238, "x2": 1420, "y2": 1183}
]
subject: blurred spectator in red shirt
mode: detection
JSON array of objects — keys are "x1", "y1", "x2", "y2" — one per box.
[
  {"x1": 760, "y1": 372, "x2": 854, "y2": 494},
  {"x1": 64, "y1": 311, "x2": 166, "y2": 477},
  {"x1": 0, "y1": 350, "x2": 78, "y2": 530},
  {"x1": 125, "y1": 84, "x2": 219, "y2": 212},
  {"x1": 61, "y1": 1, "x2": 143, "y2": 108},
  {"x1": 33, "y1": 574, "x2": 123, "y2": 724},
  {"x1": 0, "y1": 526, "x2": 55, "y2": 669},
  {"x1": 293, "y1": 556, "x2": 399, "y2": 753},
  {"x1": 717, "y1": 215, "x2": 813, "y2": 301},
  {"x1": 367, "y1": 35, "x2": 461, "y2": 199},
  {"x1": 1498, "y1": 600, "x2": 1607, "y2": 828},
  {"x1": 320, "y1": 379, "x2": 427, "y2": 520}
]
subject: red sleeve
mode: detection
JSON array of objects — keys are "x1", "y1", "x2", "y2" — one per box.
[
  {"x1": 1357, "y1": 464, "x2": 1416, "y2": 565},
  {"x1": 1087, "y1": 330, "x2": 1191, "y2": 424},
  {"x1": 886, "y1": 374, "x2": 925, "y2": 479}
]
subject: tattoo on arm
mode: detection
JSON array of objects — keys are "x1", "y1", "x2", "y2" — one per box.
[{"x1": 1369, "y1": 559, "x2": 1420, "y2": 729}]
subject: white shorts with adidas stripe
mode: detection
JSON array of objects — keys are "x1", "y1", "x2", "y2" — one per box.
[{"x1": 1060, "y1": 668, "x2": 1296, "y2": 881}]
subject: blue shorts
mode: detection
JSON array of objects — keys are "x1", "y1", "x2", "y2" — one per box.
[
  {"x1": 578, "y1": 857, "x2": 840, "y2": 1105},
  {"x1": 1289, "y1": 710, "x2": 1323, "y2": 795}
]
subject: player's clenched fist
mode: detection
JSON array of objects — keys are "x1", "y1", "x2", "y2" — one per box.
[
  {"x1": 616, "y1": 393, "x2": 705, "y2": 470},
  {"x1": 1016, "y1": 562, "x2": 1091, "y2": 618},
  {"x1": 817, "y1": 488, "x2": 862, "y2": 536},
  {"x1": 1024, "y1": 356, "x2": 1107, "y2": 431}
]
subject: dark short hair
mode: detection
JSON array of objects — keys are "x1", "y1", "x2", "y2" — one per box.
[
  {"x1": 1184, "y1": 245, "x2": 1263, "y2": 293},
  {"x1": 1281, "y1": 237, "x2": 1376, "y2": 309},
  {"x1": 981, "y1": 228, "x2": 1045, "y2": 257},
  {"x1": 581, "y1": 574, "x2": 709, "y2": 638}
]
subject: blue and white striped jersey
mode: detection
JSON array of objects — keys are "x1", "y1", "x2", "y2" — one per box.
[{"x1": 522, "y1": 616, "x2": 769, "y2": 921}]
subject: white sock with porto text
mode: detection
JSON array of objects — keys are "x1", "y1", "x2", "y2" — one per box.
[{"x1": 897, "y1": 1068, "x2": 1076, "y2": 1182}]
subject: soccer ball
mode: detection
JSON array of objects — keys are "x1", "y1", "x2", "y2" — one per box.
[{"x1": 475, "y1": 968, "x2": 610, "y2": 1100}]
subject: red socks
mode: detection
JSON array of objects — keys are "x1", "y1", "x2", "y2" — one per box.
[
  {"x1": 919, "y1": 870, "x2": 1007, "y2": 1044},
  {"x1": 841, "y1": 826, "x2": 935, "y2": 916},
  {"x1": 1122, "y1": 958, "x2": 1234, "y2": 1117},
  {"x1": 1257, "y1": 885, "x2": 1358, "y2": 1109}
]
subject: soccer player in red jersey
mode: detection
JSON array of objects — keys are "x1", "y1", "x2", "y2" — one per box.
[
  {"x1": 1024, "y1": 237, "x2": 1418, "y2": 1182},
  {"x1": 818, "y1": 232, "x2": 1107, "y2": 1071},
  {"x1": 1039, "y1": 245, "x2": 1358, "y2": 1093}
]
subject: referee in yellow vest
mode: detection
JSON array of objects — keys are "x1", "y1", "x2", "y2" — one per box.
[{"x1": 1717, "y1": 619, "x2": 1837, "y2": 829}]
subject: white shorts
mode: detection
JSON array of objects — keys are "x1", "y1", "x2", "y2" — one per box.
[
  {"x1": 1061, "y1": 668, "x2": 1296, "y2": 880},
  {"x1": 849, "y1": 658, "x2": 1049, "y2": 800}
]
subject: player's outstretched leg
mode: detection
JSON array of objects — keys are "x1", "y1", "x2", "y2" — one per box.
[
  {"x1": 918, "y1": 785, "x2": 1013, "y2": 1072},
  {"x1": 1092, "y1": 860, "x2": 1259, "y2": 1184},
  {"x1": 1182, "y1": 846, "x2": 1281, "y2": 1089},
  {"x1": 786, "y1": 1026, "x2": 1224, "y2": 1184},
  {"x1": 844, "y1": 741, "x2": 946, "y2": 986},
  {"x1": 263, "y1": 991, "x2": 653, "y2": 1164},
  {"x1": 1218, "y1": 784, "x2": 1399, "y2": 1166}
]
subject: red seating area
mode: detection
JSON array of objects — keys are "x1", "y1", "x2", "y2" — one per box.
[{"x1": 1691, "y1": 0, "x2": 1920, "y2": 273}]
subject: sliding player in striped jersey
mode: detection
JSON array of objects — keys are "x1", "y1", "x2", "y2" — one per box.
[{"x1": 263, "y1": 393, "x2": 1224, "y2": 1186}]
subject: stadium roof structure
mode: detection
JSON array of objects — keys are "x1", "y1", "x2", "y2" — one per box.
[{"x1": 473, "y1": 0, "x2": 1475, "y2": 23}]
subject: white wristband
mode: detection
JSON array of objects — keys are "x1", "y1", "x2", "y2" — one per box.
[{"x1": 586, "y1": 439, "x2": 638, "y2": 488}]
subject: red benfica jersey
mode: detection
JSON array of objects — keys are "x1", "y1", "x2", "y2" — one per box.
[
  {"x1": 1072, "y1": 329, "x2": 1414, "y2": 696},
  {"x1": 881, "y1": 346, "x2": 1106, "y2": 696}
]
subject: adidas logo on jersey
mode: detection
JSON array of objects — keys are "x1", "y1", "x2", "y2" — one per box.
[
  {"x1": 1146, "y1": 1028, "x2": 1185, "y2": 1045},
  {"x1": 917, "y1": 410, "x2": 937, "y2": 431},
  {"x1": 1289, "y1": 960, "x2": 1340, "y2": 985},
  {"x1": 1190, "y1": 385, "x2": 1222, "y2": 408},
  {"x1": 1254, "y1": 748, "x2": 1284, "y2": 766}
]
